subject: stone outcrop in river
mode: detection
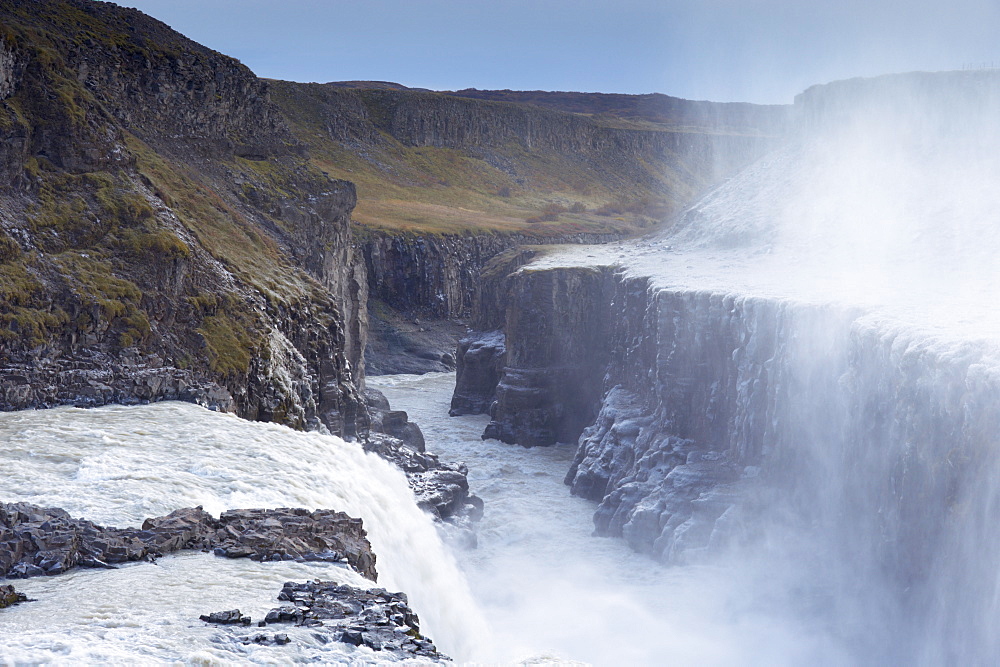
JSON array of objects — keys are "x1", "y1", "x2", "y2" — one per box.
[
  {"x1": 201, "y1": 580, "x2": 446, "y2": 660},
  {"x1": 0, "y1": 502, "x2": 377, "y2": 581}
]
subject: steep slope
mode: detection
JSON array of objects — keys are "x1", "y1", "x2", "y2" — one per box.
[{"x1": 0, "y1": 0, "x2": 366, "y2": 435}]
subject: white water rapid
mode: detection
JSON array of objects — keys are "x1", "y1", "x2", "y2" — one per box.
[
  {"x1": 370, "y1": 373, "x2": 852, "y2": 666},
  {"x1": 0, "y1": 402, "x2": 486, "y2": 663}
]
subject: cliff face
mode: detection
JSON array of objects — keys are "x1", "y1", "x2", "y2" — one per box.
[
  {"x1": 462, "y1": 255, "x2": 995, "y2": 594},
  {"x1": 481, "y1": 265, "x2": 615, "y2": 446},
  {"x1": 270, "y1": 79, "x2": 785, "y2": 378},
  {"x1": 0, "y1": 0, "x2": 365, "y2": 436},
  {"x1": 322, "y1": 85, "x2": 777, "y2": 205},
  {"x1": 361, "y1": 230, "x2": 621, "y2": 320}
]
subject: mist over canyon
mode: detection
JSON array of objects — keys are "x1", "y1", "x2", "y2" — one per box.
[{"x1": 1, "y1": 0, "x2": 1000, "y2": 665}]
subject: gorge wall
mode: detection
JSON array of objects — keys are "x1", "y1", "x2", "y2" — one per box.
[
  {"x1": 452, "y1": 70, "x2": 1000, "y2": 662},
  {"x1": 0, "y1": 0, "x2": 786, "y2": 433},
  {"x1": 458, "y1": 257, "x2": 1000, "y2": 661},
  {"x1": 0, "y1": 0, "x2": 366, "y2": 436}
]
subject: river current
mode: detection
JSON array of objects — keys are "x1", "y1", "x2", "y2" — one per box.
[{"x1": 0, "y1": 373, "x2": 849, "y2": 666}]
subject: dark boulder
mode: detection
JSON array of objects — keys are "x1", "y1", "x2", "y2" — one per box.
[{"x1": 0, "y1": 584, "x2": 29, "y2": 608}]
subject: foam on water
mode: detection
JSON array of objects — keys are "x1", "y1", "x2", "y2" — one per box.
[
  {"x1": 0, "y1": 402, "x2": 487, "y2": 662},
  {"x1": 371, "y1": 373, "x2": 853, "y2": 666}
]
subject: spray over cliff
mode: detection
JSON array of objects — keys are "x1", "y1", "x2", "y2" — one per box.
[{"x1": 455, "y1": 70, "x2": 1000, "y2": 663}]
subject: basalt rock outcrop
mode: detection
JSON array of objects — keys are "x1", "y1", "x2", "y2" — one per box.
[
  {"x1": 471, "y1": 263, "x2": 615, "y2": 446},
  {"x1": 449, "y1": 329, "x2": 505, "y2": 416},
  {"x1": 202, "y1": 581, "x2": 445, "y2": 660},
  {"x1": 361, "y1": 231, "x2": 621, "y2": 375},
  {"x1": 0, "y1": 502, "x2": 377, "y2": 581}
]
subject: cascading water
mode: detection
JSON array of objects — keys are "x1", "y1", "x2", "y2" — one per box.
[
  {"x1": 0, "y1": 402, "x2": 486, "y2": 662},
  {"x1": 5, "y1": 70, "x2": 1000, "y2": 666},
  {"x1": 519, "y1": 70, "x2": 1000, "y2": 664}
]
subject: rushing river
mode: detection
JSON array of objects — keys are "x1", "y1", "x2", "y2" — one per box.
[
  {"x1": 0, "y1": 374, "x2": 857, "y2": 666},
  {"x1": 0, "y1": 401, "x2": 485, "y2": 664},
  {"x1": 369, "y1": 372, "x2": 854, "y2": 666}
]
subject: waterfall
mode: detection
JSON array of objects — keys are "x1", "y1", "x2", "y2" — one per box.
[{"x1": 0, "y1": 402, "x2": 487, "y2": 662}]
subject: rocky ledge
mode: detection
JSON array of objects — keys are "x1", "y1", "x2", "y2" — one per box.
[
  {"x1": 0, "y1": 503, "x2": 377, "y2": 581},
  {"x1": 366, "y1": 388, "x2": 484, "y2": 536},
  {"x1": 201, "y1": 581, "x2": 446, "y2": 660}
]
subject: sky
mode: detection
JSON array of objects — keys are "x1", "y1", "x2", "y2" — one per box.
[{"x1": 120, "y1": 0, "x2": 1000, "y2": 105}]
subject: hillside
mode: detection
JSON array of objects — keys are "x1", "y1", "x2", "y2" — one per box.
[
  {"x1": 0, "y1": 0, "x2": 367, "y2": 433},
  {"x1": 0, "y1": 0, "x2": 788, "y2": 413},
  {"x1": 273, "y1": 81, "x2": 787, "y2": 238}
]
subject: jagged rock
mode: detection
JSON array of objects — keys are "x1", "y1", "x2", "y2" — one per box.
[
  {"x1": 365, "y1": 387, "x2": 482, "y2": 537},
  {"x1": 0, "y1": 584, "x2": 29, "y2": 608},
  {"x1": 450, "y1": 330, "x2": 505, "y2": 416},
  {"x1": 0, "y1": 503, "x2": 377, "y2": 582},
  {"x1": 366, "y1": 388, "x2": 425, "y2": 452},
  {"x1": 250, "y1": 580, "x2": 447, "y2": 660},
  {"x1": 364, "y1": 434, "x2": 483, "y2": 529},
  {"x1": 211, "y1": 508, "x2": 376, "y2": 581},
  {"x1": 199, "y1": 609, "x2": 252, "y2": 626}
]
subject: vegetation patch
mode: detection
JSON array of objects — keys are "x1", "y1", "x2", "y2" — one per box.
[{"x1": 196, "y1": 304, "x2": 258, "y2": 378}]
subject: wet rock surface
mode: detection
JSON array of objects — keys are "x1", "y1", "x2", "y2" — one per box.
[
  {"x1": 568, "y1": 386, "x2": 742, "y2": 561},
  {"x1": 449, "y1": 330, "x2": 505, "y2": 416},
  {"x1": 366, "y1": 388, "x2": 483, "y2": 534},
  {"x1": 202, "y1": 581, "x2": 446, "y2": 660},
  {"x1": 0, "y1": 584, "x2": 29, "y2": 608},
  {"x1": 364, "y1": 433, "x2": 483, "y2": 528},
  {"x1": 0, "y1": 503, "x2": 377, "y2": 581}
]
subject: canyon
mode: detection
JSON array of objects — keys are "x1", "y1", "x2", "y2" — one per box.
[{"x1": 3, "y1": 0, "x2": 999, "y2": 664}]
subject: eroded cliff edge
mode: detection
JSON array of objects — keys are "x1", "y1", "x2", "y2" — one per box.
[{"x1": 458, "y1": 253, "x2": 997, "y2": 584}]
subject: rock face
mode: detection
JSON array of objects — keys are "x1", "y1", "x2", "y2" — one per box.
[
  {"x1": 332, "y1": 86, "x2": 775, "y2": 193},
  {"x1": 449, "y1": 330, "x2": 505, "y2": 416},
  {"x1": 0, "y1": 503, "x2": 377, "y2": 581},
  {"x1": 361, "y1": 231, "x2": 621, "y2": 321},
  {"x1": 480, "y1": 265, "x2": 615, "y2": 446},
  {"x1": 202, "y1": 581, "x2": 446, "y2": 660},
  {"x1": 464, "y1": 266, "x2": 793, "y2": 559},
  {"x1": 0, "y1": 0, "x2": 366, "y2": 437},
  {"x1": 361, "y1": 231, "x2": 622, "y2": 376}
]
